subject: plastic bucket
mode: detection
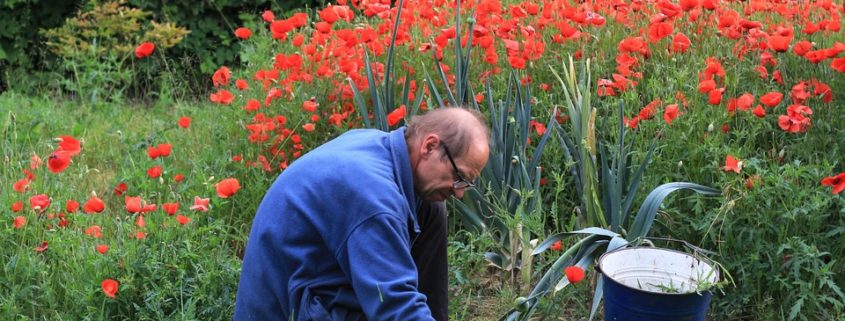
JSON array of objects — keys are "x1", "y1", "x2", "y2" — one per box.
[{"x1": 597, "y1": 247, "x2": 719, "y2": 321}]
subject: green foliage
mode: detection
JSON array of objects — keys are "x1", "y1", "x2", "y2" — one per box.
[
  {"x1": 128, "y1": 0, "x2": 325, "y2": 75},
  {"x1": 0, "y1": 92, "x2": 253, "y2": 320},
  {"x1": 501, "y1": 59, "x2": 723, "y2": 321},
  {"x1": 39, "y1": 0, "x2": 190, "y2": 104},
  {"x1": 0, "y1": 0, "x2": 80, "y2": 91}
]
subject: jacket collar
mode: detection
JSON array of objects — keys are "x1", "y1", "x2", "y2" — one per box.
[{"x1": 388, "y1": 127, "x2": 420, "y2": 234}]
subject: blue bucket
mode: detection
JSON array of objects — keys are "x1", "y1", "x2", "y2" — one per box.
[{"x1": 597, "y1": 247, "x2": 719, "y2": 321}]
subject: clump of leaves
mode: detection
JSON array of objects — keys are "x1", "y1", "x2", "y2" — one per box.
[
  {"x1": 40, "y1": 0, "x2": 190, "y2": 103},
  {"x1": 41, "y1": 0, "x2": 188, "y2": 59}
]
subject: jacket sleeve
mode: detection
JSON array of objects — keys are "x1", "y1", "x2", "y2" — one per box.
[{"x1": 338, "y1": 213, "x2": 436, "y2": 321}]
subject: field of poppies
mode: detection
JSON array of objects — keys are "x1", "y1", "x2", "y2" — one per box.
[{"x1": 2, "y1": 0, "x2": 845, "y2": 320}]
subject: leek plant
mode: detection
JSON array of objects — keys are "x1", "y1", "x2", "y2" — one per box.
[{"x1": 499, "y1": 58, "x2": 723, "y2": 321}]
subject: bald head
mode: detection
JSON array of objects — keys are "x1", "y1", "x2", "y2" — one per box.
[
  {"x1": 405, "y1": 107, "x2": 491, "y2": 201},
  {"x1": 405, "y1": 107, "x2": 489, "y2": 159}
]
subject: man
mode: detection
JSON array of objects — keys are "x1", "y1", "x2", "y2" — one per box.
[{"x1": 234, "y1": 107, "x2": 490, "y2": 321}]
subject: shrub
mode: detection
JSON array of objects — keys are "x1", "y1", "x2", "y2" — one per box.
[
  {"x1": 40, "y1": 0, "x2": 190, "y2": 103},
  {"x1": 0, "y1": 0, "x2": 80, "y2": 91}
]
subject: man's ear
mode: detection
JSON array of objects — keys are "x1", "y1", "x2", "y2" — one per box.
[{"x1": 420, "y1": 134, "x2": 440, "y2": 159}]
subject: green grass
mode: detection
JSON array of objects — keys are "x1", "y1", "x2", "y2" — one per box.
[{"x1": 0, "y1": 93, "x2": 250, "y2": 320}]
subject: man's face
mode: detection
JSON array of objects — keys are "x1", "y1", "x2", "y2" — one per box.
[{"x1": 414, "y1": 140, "x2": 488, "y2": 202}]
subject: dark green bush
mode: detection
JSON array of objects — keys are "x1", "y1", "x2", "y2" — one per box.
[{"x1": 0, "y1": 0, "x2": 81, "y2": 91}]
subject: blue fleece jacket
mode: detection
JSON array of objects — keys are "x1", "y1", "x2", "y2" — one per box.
[{"x1": 234, "y1": 128, "x2": 435, "y2": 321}]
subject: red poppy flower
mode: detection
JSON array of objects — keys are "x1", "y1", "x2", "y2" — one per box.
[
  {"x1": 550, "y1": 240, "x2": 562, "y2": 251},
  {"x1": 30, "y1": 154, "x2": 42, "y2": 169},
  {"x1": 831, "y1": 58, "x2": 845, "y2": 73},
  {"x1": 270, "y1": 19, "x2": 293, "y2": 39},
  {"x1": 114, "y1": 182, "x2": 128, "y2": 196},
  {"x1": 737, "y1": 93, "x2": 754, "y2": 111},
  {"x1": 679, "y1": 0, "x2": 699, "y2": 11},
  {"x1": 177, "y1": 116, "x2": 191, "y2": 128},
  {"x1": 176, "y1": 215, "x2": 190, "y2": 225},
  {"x1": 64, "y1": 199, "x2": 78, "y2": 213},
  {"x1": 530, "y1": 120, "x2": 547, "y2": 135},
  {"x1": 292, "y1": 34, "x2": 305, "y2": 47},
  {"x1": 302, "y1": 98, "x2": 318, "y2": 112},
  {"x1": 13, "y1": 178, "x2": 30, "y2": 193},
  {"x1": 34, "y1": 241, "x2": 48, "y2": 253},
  {"x1": 507, "y1": 55, "x2": 526, "y2": 69},
  {"x1": 708, "y1": 88, "x2": 725, "y2": 105},
  {"x1": 190, "y1": 196, "x2": 210, "y2": 212},
  {"x1": 135, "y1": 215, "x2": 146, "y2": 228},
  {"x1": 135, "y1": 231, "x2": 147, "y2": 240},
  {"x1": 135, "y1": 42, "x2": 155, "y2": 59},
  {"x1": 760, "y1": 92, "x2": 783, "y2": 107},
  {"x1": 47, "y1": 153, "x2": 72, "y2": 173},
  {"x1": 96, "y1": 244, "x2": 109, "y2": 254},
  {"x1": 234, "y1": 27, "x2": 252, "y2": 40},
  {"x1": 173, "y1": 174, "x2": 185, "y2": 183},
  {"x1": 156, "y1": 144, "x2": 172, "y2": 157},
  {"x1": 664, "y1": 104, "x2": 679, "y2": 125},
  {"x1": 147, "y1": 146, "x2": 162, "y2": 159},
  {"x1": 752, "y1": 105, "x2": 766, "y2": 118},
  {"x1": 723, "y1": 155, "x2": 741, "y2": 173},
  {"x1": 768, "y1": 36, "x2": 791, "y2": 52},
  {"x1": 302, "y1": 123, "x2": 316, "y2": 132},
  {"x1": 163, "y1": 202, "x2": 179, "y2": 216},
  {"x1": 11, "y1": 201, "x2": 24, "y2": 213},
  {"x1": 235, "y1": 79, "x2": 248, "y2": 90},
  {"x1": 647, "y1": 22, "x2": 673, "y2": 42},
  {"x1": 212, "y1": 66, "x2": 231, "y2": 87},
  {"x1": 210, "y1": 89, "x2": 234, "y2": 105},
  {"x1": 147, "y1": 165, "x2": 162, "y2": 178},
  {"x1": 778, "y1": 104, "x2": 813, "y2": 133},
  {"x1": 216, "y1": 178, "x2": 241, "y2": 198},
  {"x1": 387, "y1": 105, "x2": 407, "y2": 126},
  {"x1": 125, "y1": 196, "x2": 143, "y2": 214},
  {"x1": 821, "y1": 173, "x2": 845, "y2": 194},
  {"x1": 83, "y1": 195, "x2": 105, "y2": 214},
  {"x1": 793, "y1": 41, "x2": 813, "y2": 57},
  {"x1": 244, "y1": 99, "x2": 261, "y2": 112},
  {"x1": 13, "y1": 216, "x2": 26, "y2": 228},
  {"x1": 671, "y1": 33, "x2": 691, "y2": 53},
  {"x1": 565, "y1": 266, "x2": 586, "y2": 283},
  {"x1": 86, "y1": 225, "x2": 103, "y2": 238},
  {"x1": 262, "y1": 10, "x2": 274, "y2": 22},
  {"x1": 57, "y1": 135, "x2": 81, "y2": 156},
  {"x1": 101, "y1": 279, "x2": 119, "y2": 298},
  {"x1": 29, "y1": 194, "x2": 50, "y2": 212},
  {"x1": 698, "y1": 79, "x2": 716, "y2": 93}
]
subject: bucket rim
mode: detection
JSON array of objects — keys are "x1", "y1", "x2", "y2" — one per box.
[{"x1": 597, "y1": 246, "x2": 719, "y2": 295}]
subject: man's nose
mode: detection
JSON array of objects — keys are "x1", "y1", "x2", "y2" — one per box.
[{"x1": 452, "y1": 187, "x2": 466, "y2": 199}]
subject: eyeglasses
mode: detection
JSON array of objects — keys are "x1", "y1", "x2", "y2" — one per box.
[{"x1": 441, "y1": 143, "x2": 476, "y2": 190}]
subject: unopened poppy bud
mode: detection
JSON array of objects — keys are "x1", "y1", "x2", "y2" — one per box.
[
  {"x1": 707, "y1": 123, "x2": 715, "y2": 132},
  {"x1": 514, "y1": 297, "x2": 530, "y2": 312}
]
